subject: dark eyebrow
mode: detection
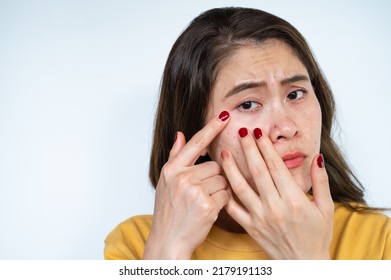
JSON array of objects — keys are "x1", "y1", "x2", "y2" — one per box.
[
  {"x1": 280, "y1": 74, "x2": 310, "y2": 85},
  {"x1": 224, "y1": 74, "x2": 310, "y2": 100},
  {"x1": 224, "y1": 81, "x2": 266, "y2": 100}
]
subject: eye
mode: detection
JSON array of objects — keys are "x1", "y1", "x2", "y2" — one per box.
[
  {"x1": 287, "y1": 89, "x2": 305, "y2": 101},
  {"x1": 237, "y1": 101, "x2": 259, "y2": 112}
]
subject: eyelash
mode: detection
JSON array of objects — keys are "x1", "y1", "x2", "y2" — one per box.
[
  {"x1": 237, "y1": 89, "x2": 307, "y2": 112},
  {"x1": 287, "y1": 89, "x2": 306, "y2": 101},
  {"x1": 237, "y1": 101, "x2": 260, "y2": 112}
]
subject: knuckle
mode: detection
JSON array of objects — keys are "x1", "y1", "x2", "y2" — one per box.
[
  {"x1": 286, "y1": 195, "x2": 303, "y2": 210},
  {"x1": 183, "y1": 186, "x2": 203, "y2": 204},
  {"x1": 221, "y1": 192, "x2": 230, "y2": 209},
  {"x1": 208, "y1": 161, "x2": 222, "y2": 174},
  {"x1": 199, "y1": 201, "x2": 214, "y2": 214},
  {"x1": 175, "y1": 172, "x2": 191, "y2": 188},
  {"x1": 265, "y1": 201, "x2": 285, "y2": 223},
  {"x1": 219, "y1": 190, "x2": 230, "y2": 203},
  {"x1": 189, "y1": 133, "x2": 207, "y2": 149},
  {"x1": 231, "y1": 182, "x2": 249, "y2": 196},
  {"x1": 266, "y1": 158, "x2": 280, "y2": 172},
  {"x1": 161, "y1": 162, "x2": 176, "y2": 178},
  {"x1": 215, "y1": 175, "x2": 228, "y2": 188},
  {"x1": 249, "y1": 164, "x2": 264, "y2": 177},
  {"x1": 269, "y1": 210, "x2": 286, "y2": 230}
]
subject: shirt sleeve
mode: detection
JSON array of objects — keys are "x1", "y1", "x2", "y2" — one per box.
[
  {"x1": 103, "y1": 215, "x2": 152, "y2": 260},
  {"x1": 104, "y1": 239, "x2": 136, "y2": 260}
]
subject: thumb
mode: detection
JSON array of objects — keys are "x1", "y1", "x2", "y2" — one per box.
[{"x1": 310, "y1": 154, "x2": 333, "y2": 215}]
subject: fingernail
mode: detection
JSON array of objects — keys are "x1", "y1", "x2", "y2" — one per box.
[
  {"x1": 317, "y1": 154, "x2": 325, "y2": 168},
  {"x1": 221, "y1": 151, "x2": 229, "y2": 160},
  {"x1": 218, "y1": 111, "x2": 230, "y2": 122},
  {"x1": 239, "y1": 127, "x2": 248, "y2": 138},
  {"x1": 174, "y1": 132, "x2": 178, "y2": 143},
  {"x1": 254, "y1": 128, "x2": 263, "y2": 140}
]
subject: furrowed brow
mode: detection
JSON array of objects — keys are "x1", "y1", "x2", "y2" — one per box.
[{"x1": 223, "y1": 74, "x2": 310, "y2": 100}]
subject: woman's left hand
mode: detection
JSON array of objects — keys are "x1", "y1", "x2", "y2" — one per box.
[{"x1": 221, "y1": 127, "x2": 334, "y2": 260}]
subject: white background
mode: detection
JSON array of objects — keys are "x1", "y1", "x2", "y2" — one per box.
[{"x1": 0, "y1": 0, "x2": 390, "y2": 259}]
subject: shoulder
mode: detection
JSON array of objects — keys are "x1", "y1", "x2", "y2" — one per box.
[
  {"x1": 332, "y1": 203, "x2": 391, "y2": 259},
  {"x1": 334, "y1": 203, "x2": 390, "y2": 225},
  {"x1": 334, "y1": 203, "x2": 391, "y2": 232},
  {"x1": 104, "y1": 215, "x2": 153, "y2": 260},
  {"x1": 111, "y1": 215, "x2": 153, "y2": 233}
]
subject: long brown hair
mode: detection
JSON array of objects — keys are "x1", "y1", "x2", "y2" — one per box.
[{"x1": 149, "y1": 7, "x2": 368, "y2": 209}]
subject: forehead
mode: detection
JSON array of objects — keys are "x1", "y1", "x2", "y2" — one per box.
[{"x1": 214, "y1": 39, "x2": 308, "y2": 84}]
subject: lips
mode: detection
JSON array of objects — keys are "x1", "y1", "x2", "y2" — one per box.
[{"x1": 281, "y1": 151, "x2": 307, "y2": 169}]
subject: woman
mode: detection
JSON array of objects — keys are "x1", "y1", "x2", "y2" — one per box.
[{"x1": 104, "y1": 7, "x2": 390, "y2": 259}]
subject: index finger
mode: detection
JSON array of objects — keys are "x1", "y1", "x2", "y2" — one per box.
[
  {"x1": 174, "y1": 110, "x2": 230, "y2": 166},
  {"x1": 254, "y1": 129, "x2": 301, "y2": 197}
]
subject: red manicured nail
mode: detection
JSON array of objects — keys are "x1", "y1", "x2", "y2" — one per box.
[
  {"x1": 254, "y1": 128, "x2": 263, "y2": 139},
  {"x1": 317, "y1": 154, "x2": 325, "y2": 168},
  {"x1": 218, "y1": 111, "x2": 230, "y2": 122},
  {"x1": 239, "y1": 127, "x2": 248, "y2": 138}
]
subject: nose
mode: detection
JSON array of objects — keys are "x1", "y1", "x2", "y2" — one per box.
[{"x1": 267, "y1": 106, "x2": 298, "y2": 143}]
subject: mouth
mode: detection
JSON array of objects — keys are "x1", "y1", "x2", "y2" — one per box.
[{"x1": 281, "y1": 151, "x2": 307, "y2": 169}]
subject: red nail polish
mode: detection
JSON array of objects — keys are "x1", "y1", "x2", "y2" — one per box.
[
  {"x1": 218, "y1": 111, "x2": 230, "y2": 122},
  {"x1": 254, "y1": 128, "x2": 263, "y2": 140},
  {"x1": 239, "y1": 127, "x2": 248, "y2": 138},
  {"x1": 317, "y1": 154, "x2": 325, "y2": 168}
]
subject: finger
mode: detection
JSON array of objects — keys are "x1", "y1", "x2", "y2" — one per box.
[
  {"x1": 201, "y1": 175, "x2": 228, "y2": 195},
  {"x1": 253, "y1": 128, "x2": 301, "y2": 197},
  {"x1": 174, "y1": 111, "x2": 230, "y2": 166},
  {"x1": 189, "y1": 161, "x2": 222, "y2": 182},
  {"x1": 220, "y1": 150, "x2": 260, "y2": 213},
  {"x1": 238, "y1": 127, "x2": 280, "y2": 200},
  {"x1": 210, "y1": 189, "x2": 230, "y2": 213},
  {"x1": 168, "y1": 131, "x2": 186, "y2": 159},
  {"x1": 310, "y1": 154, "x2": 334, "y2": 216},
  {"x1": 224, "y1": 187, "x2": 252, "y2": 228}
]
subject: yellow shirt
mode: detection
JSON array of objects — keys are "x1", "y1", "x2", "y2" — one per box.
[{"x1": 104, "y1": 203, "x2": 391, "y2": 260}]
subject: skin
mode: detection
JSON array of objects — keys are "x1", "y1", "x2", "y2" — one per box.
[
  {"x1": 207, "y1": 40, "x2": 321, "y2": 194},
  {"x1": 144, "y1": 39, "x2": 334, "y2": 260}
]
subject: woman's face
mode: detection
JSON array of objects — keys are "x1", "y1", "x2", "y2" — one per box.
[{"x1": 206, "y1": 39, "x2": 322, "y2": 193}]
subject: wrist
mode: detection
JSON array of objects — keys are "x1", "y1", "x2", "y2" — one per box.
[{"x1": 143, "y1": 234, "x2": 193, "y2": 260}]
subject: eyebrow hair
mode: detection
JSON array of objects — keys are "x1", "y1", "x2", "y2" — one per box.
[
  {"x1": 224, "y1": 74, "x2": 310, "y2": 100},
  {"x1": 224, "y1": 81, "x2": 266, "y2": 99},
  {"x1": 280, "y1": 74, "x2": 309, "y2": 85}
]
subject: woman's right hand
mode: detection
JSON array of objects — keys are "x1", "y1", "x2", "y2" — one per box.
[{"x1": 143, "y1": 111, "x2": 231, "y2": 259}]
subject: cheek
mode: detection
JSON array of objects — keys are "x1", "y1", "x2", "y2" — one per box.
[
  {"x1": 311, "y1": 102, "x2": 322, "y2": 149},
  {"x1": 208, "y1": 112, "x2": 267, "y2": 161},
  {"x1": 208, "y1": 122, "x2": 253, "y2": 177},
  {"x1": 208, "y1": 118, "x2": 252, "y2": 162},
  {"x1": 208, "y1": 127, "x2": 238, "y2": 163},
  {"x1": 300, "y1": 98, "x2": 322, "y2": 148}
]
